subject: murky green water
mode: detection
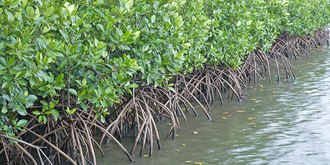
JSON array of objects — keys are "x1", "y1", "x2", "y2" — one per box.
[{"x1": 97, "y1": 48, "x2": 330, "y2": 165}]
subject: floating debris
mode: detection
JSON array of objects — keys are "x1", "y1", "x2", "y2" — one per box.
[
  {"x1": 248, "y1": 117, "x2": 255, "y2": 120},
  {"x1": 236, "y1": 110, "x2": 246, "y2": 113}
]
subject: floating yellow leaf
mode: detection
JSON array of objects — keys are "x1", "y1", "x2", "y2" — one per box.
[
  {"x1": 193, "y1": 131, "x2": 198, "y2": 134},
  {"x1": 221, "y1": 117, "x2": 227, "y2": 120},
  {"x1": 194, "y1": 162, "x2": 202, "y2": 165},
  {"x1": 143, "y1": 154, "x2": 149, "y2": 158},
  {"x1": 182, "y1": 144, "x2": 186, "y2": 147},
  {"x1": 236, "y1": 110, "x2": 246, "y2": 113},
  {"x1": 222, "y1": 112, "x2": 229, "y2": 115},
  {"x1": 185, "y1": 161, "x2": 192, "y2": 163},
  {"x1": 248, "y1": 117, "x2": 254, "y2": 120},
  {"x1": 250, "y1": 98, "x2": 257, "y2": 101}
]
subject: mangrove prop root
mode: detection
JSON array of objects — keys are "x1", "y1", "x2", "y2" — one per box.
[
  {"x1": 104, "y1": 28, "x2": 329, "y2": 158},
  {"x1": 0, "y1": 107, "x2": 134, "y2": 164}
]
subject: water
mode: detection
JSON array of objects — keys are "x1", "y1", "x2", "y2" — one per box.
[{"x1": 97, "y1": 48, "x2": 330, "y2": 165}]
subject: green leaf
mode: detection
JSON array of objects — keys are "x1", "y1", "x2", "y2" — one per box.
[
  {"x1": 105, "y1": 87, "x2": 112, "y2": 94},
  {"x1": 66, "y1": 107, "x2": 76, "y2": 115},
  {"x1": 142, "y1": 44, "x2": 150, "y2": 52},
  {"x1": 0, "y1": 43, "x2": 5, "y2": 50},
  {"x1": 168, "y1": 87, "x2": 176, "y2": 92},
  {"x1": 27, "y1": 6, "x2": 34, "y2": 18},
  {"x1": 5, "y1": 10, "x2": 14, "y2": 22},
  {"x1": 43, "y1": 116, "x2": 48, "y2": 124},
  {"x1": 68, "y1": 88, "x2": 77, "y2": 96},
  {"x1": 118, "y1": 45, "x2": 130, "y2": 50},
  {"x1": 32, "y1": 110, "x2": 41, "y2": 116},
  {"x1": 236, "y1": 20, "x2": 241, "y2": 27},
  {"x1": 17, "y1": 119, "x2": 28, "y2": 127},
  {"x1": 17, "y1": 108, "x2": 27, "y2": 116},
  {"x1": 38, "y1": 115, "x2": 43, "y2": 122},
  {"x1": 151, "y1": 15, "x2": 156, "y2": 23},
  {"x1": 246, "y1": 20, "x2": 252, "y2": 25},
  {"x1": 59, "y1": 29, "x2": 69, "y2": 42},
  {"x1": 44, "y1": 6, "x2": 55, "y2": 17},
  {"x1": 174, "y1": 14, "x2": 183, "y2": 28},
  {"x1": 128, "y1": 83, "x2": 139, "y2": 88},
  {"x1": 79, "y1": 89, "x2": 87, "y2": 96},
  {"x1": 21, "y1": 0, "x2": 28, "y2": 7},
  {"x1": 51, "y1": 110, "x2": 59, "y2": 121},
  {"x1": 34, "y1": 7, "x2": 40, "y2": 20},
  {"x1": 27, "y1": 95, "x2": 37, "y2": 102},
  {"x1": 125, "y1": 0, "x2": 134, "y2": 11},
  {"x1": 49, "y1": 102, "x2": 56, "y2": 109},
  {"x1": 100, "y1": 115, "x2": 105, "y2": 123},
  {"x1": 1, "y1": 81, "x2": 9, "y2": 89},
  {"x1": 82, "y1": 79, "x2": 87, "y2": 86},
  {"x1": 55, "y1": 74, "x2": 64, "y2": 84},
  {"x1": 2, "y1": 106, "x2": 8, "y2": 114},
  {"x1": 67, "y1": 4, "x2": 75, "y2": 15}
]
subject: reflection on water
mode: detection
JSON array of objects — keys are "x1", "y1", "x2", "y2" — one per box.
[{"x1": 97, "y1": 48, "x2": 330, "y2": 165}]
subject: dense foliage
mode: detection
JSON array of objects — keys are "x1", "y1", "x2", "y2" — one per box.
[
  {"x1": 0, "y1": 0, "x2": 329, "y2": 142},
  {"x1": 287, "y1": 0, "x2": 330, "y2": 36}
]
